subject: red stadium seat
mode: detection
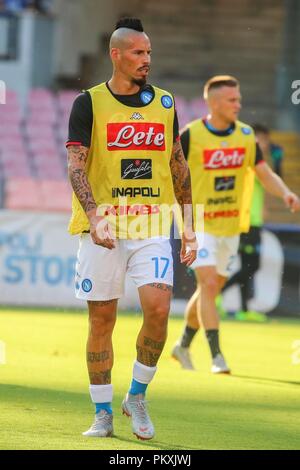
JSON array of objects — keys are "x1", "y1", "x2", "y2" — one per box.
[
  {"x1": 5, "y1": 178, "x2": 41, "y2": 210},
  {"x1": 57, "y1": 90, "x2": 78, "y2": 113},
  {"x1": 25, "y1": 123, "x2": 55, "y2": 140},
  {"x1": 40, "y1": 180, "x2": 72, "y2": 211},
  {"x1": 28, "y1": 109, "x2": 57, "y2": 125},
  {"x1": 189, "y1": 97, "x2": 208, "y2": 119},
  {"x1": 0, "y1": 108, "x2": 22, "y2": 125},
  {"x1": 29, "y1": 139, "x2": 58, "y2": 154},
  {"x1": 4, "y1": 90, "x2": 20, "y2": 108}
]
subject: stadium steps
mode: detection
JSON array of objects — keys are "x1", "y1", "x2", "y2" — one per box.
[
  {"x1": 85, "y1": 0, "x2": 285, "y2": 125},
  {"x1": 265, "y1": 131, "x2": 300, "y2": 225}
]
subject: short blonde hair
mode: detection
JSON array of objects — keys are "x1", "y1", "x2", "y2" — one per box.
[{"x1": 203, "y1": 75, "x2": 239, "y2": 99}]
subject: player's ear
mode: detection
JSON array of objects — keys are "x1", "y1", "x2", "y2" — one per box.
[{"x1": 110, "y1": 48, "x2": 120, "y2": 61}]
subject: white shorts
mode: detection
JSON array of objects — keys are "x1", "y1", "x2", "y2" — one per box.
[
  {"x1": 75, "y1": 234, "x2": 173, "y2": 301},
  {"x1": 191, "y1": 232, "x2": 240, "y2": 277}
]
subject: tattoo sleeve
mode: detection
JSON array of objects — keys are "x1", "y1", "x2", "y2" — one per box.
[
  {"x1": 148, "y1": 283, "x2": 172, "y2": 292},
  {"x1": 87, "y1": 351, "x2": 110, "y2": 363},
  {"x1": 136, "y1": 344, "x2": 162, "y2": 367},
  {"x1": 67, "y1": 145, "x2": 97, "y2": 215},
  {"x1": 89, "y1": 370, "x2": 111, "y2": 385},
  {"x1": 170, "y1": 140, "x2": 194, "y2": 229}
]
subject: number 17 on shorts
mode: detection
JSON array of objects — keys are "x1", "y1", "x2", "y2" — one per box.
[{"x1": 151, "y1": 257, "x2": 170, "y2": 280}]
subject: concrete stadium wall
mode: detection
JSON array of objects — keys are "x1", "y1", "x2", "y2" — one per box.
[{"x1": 52, "y1": 0, "x2": 130, "y2": 78}]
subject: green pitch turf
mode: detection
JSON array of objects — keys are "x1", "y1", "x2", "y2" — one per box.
[{"x1": 0, "y1": 308, "x2": 299, "y2": 450}]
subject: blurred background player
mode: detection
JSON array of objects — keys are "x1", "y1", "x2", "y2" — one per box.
[
  {"x1": 171, "y1": 75, "x2": 300, "y2": 372},
  {"x1": 221, "y1": 124, "x2": 284, "y2": 322},
  {"x1": 67, "y1": 18, "x2": 196, "y2": 439}
]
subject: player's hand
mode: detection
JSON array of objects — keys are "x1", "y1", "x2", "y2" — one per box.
[
  {"x1": 180, "y1": 228, "x2": 198, "y2": 267},
  {"x1": 89, "y1": 214, "x2": 116, "y2": 249},
  {"x1": 283, "y1": 192, "x2": 300, "y2": 213}
]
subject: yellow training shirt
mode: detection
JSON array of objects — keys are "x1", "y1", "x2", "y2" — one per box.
[
  {"x1": 186, "y1": 119, "x2": 256, "y2": 236},
  {"x1": 68, "y1": 83, "x2": 176, "y2": 239}
]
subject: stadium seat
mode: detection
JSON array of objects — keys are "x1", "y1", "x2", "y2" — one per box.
[
  {"x1": 4, "y1": 90, "x2": 20, "y2": 108},
  {"x1": 0, "y1": 124, "x2": 22, "y2": 138},
  {"x1": 57, "y1": 90, "x2": 78, "y2": 113},
  {"x1": 28, "y1": 88, "x2": 55, "y2": 106},
  {"x1": 0, "y1": 138, "x2": 24, "y2": 153},
  {"x1": 0, "y1": 108, "x2": 22, "y2": 125},
  {"x1": 25, "y1": 123, "x2": 56, "y2": 139},
  {"x1": 40, "y1": 180, "x2": 72, "y2": 211},
  {"x1": 29, "y1": 139, "x2": 58, "y2": 154},
  {"x1": 5, "y1": 178, "x2": 41, "y2": 210},
  {"x1": 189, "y1": 97, "x2": 208, "y2": 119},
  {"x1": 27, "y1": 109, "x2": 57, "y2": 125}
]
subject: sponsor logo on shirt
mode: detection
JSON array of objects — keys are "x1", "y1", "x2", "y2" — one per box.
[
  {"x1": 204, "y1": 210, "x2": 239, "y2": 219},
  {"x1": 207, "y1": 196, "x2": 237, "y2": 205},
  {"x1": 107, "y1": 123, "x2": 165, "y2": 151},
  {"x1": 214, "y1": 176, "x2": 236, "y2": 191},
  {"x1": 130, "y1": 112, "x2": 144, "y2": 120},
  {"x1": 102, "y1": 205, "x2": 160, "y2": 216},
  {"x1": 204, "y1": 148, "x2": 245, "y2": 170},
  {"x1": 121, "y1": 159, "x2": 152, "y2": 179},
  {"x1": 112, "y1": 187, "x2": 160, "y2": 198}
]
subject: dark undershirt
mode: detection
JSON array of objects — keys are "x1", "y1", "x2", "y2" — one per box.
[
  {"x1": 180, "y1": 119, "x2": 264, "y2": 166},
  {"x1": 67, "y1": 83, "x2": 179, "y2": 147}
]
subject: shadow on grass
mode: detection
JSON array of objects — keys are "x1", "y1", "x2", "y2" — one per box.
[
  {"x1": 1, "y1": 382, "x2": 299, "y2": 450},
  {"x1": 0, "y1": 384, "x2": 198, "y2": 450},
  {"x1": 231, "y1": 374, "x2": 300, "y2": 387}
]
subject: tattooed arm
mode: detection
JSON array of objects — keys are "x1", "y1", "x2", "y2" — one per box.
[
  {"x1": 67, "y1": 145, "x2": 115, "y2": 249},
  {"x1": 170, "y1": 139, "x2": 197, "y2": 266}
]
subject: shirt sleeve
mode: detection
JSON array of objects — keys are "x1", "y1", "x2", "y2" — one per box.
[
  {"x1": 254, "y1": 142, "x2": 264, "y2": 166},
  {"x1": 180, "y1": 128, "x2": 190, "y2": 160},
  {"x1": 66, "y1": 91, "x2": 93, "y2": 148},
  {"x1": 173, "y1": 109, "x2": 179, "y2": 143}
]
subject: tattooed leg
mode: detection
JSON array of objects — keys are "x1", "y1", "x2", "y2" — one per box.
[
  {"x1": 137, "y1": 283, "x2": 172, "y2": 367},
  {"x1": 87, "y1": 299, "x2": 117, "y2": 384}
]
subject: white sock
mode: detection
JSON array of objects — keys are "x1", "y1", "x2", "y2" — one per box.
[
  {"x1": 133, "y1": 360, "x2": 157, "y2": 384},
  {"x1": 89, "y1": 384, "x2": 113, "y2": 403}
]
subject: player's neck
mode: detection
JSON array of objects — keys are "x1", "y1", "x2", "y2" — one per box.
[
  {"x1": 108, "y1": 74, "x2": 140, "y2": 95},
  {"x1": 206, "y1": 115, "x2": 233, "y2": 131}
]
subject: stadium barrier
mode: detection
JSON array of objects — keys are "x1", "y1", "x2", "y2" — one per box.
[
  {"x1": 172, "y1": 225, "x2": 300, "y2": 318},
  {"x1": 0, "y1": 210, "x2": 299, "y2": 317}
]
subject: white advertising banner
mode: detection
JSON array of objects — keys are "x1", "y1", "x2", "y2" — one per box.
[
  {"x1": 0, "y1": 210, "x2": 140, "y2": 310},
  {"x1": 0, "y1": 210, "x2": 84, "y2": 308}
]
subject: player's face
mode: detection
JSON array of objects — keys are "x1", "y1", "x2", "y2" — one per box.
[
  {"x1": 214, "y1": 86, "x2": 242, "y2": 123},
  {"x1": 117, "y1": 34, "x2": 151, "y2": 86}
]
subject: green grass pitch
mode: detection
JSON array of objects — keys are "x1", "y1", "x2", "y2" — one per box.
[{"x1": 0, "y1": 308, "x2": 299, "y2": 450}]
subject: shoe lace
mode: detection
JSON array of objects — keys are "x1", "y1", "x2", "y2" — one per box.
[
  {"x1": 92, "y1": 411, "x2": 111, "y2": 429},
  {"x1": 130, "y1": 399, "x2": 150, "y2": 425}
]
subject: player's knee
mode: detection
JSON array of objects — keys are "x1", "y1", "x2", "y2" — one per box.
[
  {"x1": 145, "y1": 303, "x2": 169, "y2": 333},
  {"x1": 88, "y1": 312, "x2": 116, "y2": 336},
  {"x1": 201, "y1": 277, "x2": 219, "y2": 298}
]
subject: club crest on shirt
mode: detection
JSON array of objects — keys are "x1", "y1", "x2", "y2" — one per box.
[
  {"x1": 241, "y1": 127, "x2": 252, "y2": 135},
  {"x1": 140, "y1": 91, "x2": 153, "y2": 104},
  {"x1": 161, "y1": 95, "x2": 173, "y2": 109}
]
